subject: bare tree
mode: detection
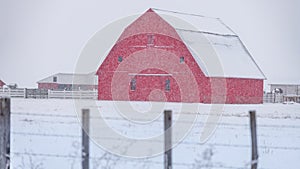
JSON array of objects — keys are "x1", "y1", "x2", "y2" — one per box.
[
  {"x1": 68, "y1": 141, "x2": 81, "y2": 169},
  {"x1": 190, "y1": 146, "x2": 215, "y2": 169},
  {"x1": 16, "y1": 150, "x2": 44, "y2": 169}
]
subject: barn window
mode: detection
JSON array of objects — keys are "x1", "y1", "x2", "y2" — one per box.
[
  {"x1": 53, "y1": 76, "x2": 57, "y2": 82},
  {"x1": 130, "y1": 78, "x2": 136, "y2": 91},
  {"x1": 165, "y1": 79, "x2": 170, "y2": 91},
  {"x1": 118, "y1": 56, "x2": 123, "y2": 62},
  {"x1": 147, "y1": 34, "x2": 154, "y2": 45},
  {"x1": 180, "y1": 56, "x2": 184, "y2": 63}
]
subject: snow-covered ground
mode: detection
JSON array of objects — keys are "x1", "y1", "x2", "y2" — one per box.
[{"x1": 10, "y1": 98, "x2": 300, "y2": 169}]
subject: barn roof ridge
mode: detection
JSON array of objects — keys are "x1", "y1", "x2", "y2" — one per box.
[{"x1": 116, "y1": 7, "x2": 181, "y2": 43}]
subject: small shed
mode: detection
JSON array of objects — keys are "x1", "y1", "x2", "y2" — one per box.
[
  {"x1": 37, "y1": 73, "x2": 97, "y2": 90},
  {"x1": 0, "y1": 80, "x2": 5, "y2": 88},
  {"x1": 270, "y1": 84, "x2": 300, "y2": 95},
  {"x1": 270, "y1": 84, "x2": 300, "y2": 103}
]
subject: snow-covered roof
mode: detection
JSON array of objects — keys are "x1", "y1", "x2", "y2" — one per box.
[
  {"x1": 99, "y1": 9, "x2": 266, "y2": 79},
  {"x1": 153, "y1": 8, "x2": 235, "y2": 36},
  {"x1": 152, "y1": 9, "x2": 265, "y2": 79},
  {"x1": 269, "y1": 84, "x2": 300, "y2": 86},
  {"x1": 175, "y1": 30, "x2": 265, "y2": 79},
  {"x1": 37, "y1": 73, "x2": 97, "y2": 85}
]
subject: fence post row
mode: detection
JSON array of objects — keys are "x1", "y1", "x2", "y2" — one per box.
[
  {"x1": 249, "y1": 110, "x2": 258, "y2": 169},
  {"x1": 82, "y1": 109, "x2": 90, "y2": 169},
  {"x1": 164, "y1": 110, "x2": 172, "y2": 169},
  {"x1": 0, "y1": 98, "x2": 10, "y2": 169}
]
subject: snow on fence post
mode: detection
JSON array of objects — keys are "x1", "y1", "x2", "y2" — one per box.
[
  {"x1": 47, "y1": 89, "x2": 50, "y2": 99},
  {"x1": 24, "y1": 88, "x2": 27, "y2": 98},
  {"x1": 164, "y1": 110, "x2": 172, "y2": 169},
  {"x1": 249, "y1": 110, "x2": 258, "y2": 169},
  {"x1": 82, "y1": 109, "x2": 90, "y2": 169},
  {"x1": 0, "y1": 98, "x2": 10, "y2": 169}
]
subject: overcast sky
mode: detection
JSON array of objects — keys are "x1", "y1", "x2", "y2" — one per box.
[{"x1": 0, "y1": 0, "x2": 299, "y2": 90}]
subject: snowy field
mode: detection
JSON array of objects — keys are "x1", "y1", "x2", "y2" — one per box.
[{"x1": 10, "y1": 98, "x2": 300, "y2": 169}]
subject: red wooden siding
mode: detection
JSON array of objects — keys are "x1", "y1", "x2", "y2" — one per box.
[
  {"x1": 38, "y1": 83, "x2": 59, "y2": 90},
  {"x1": 38, "y1": 83, "x2": 97, "y2": 90},
  {"x1": 0, "y1": 80, "x2": 5, "y2": 87},
  {"x1": 96, "y1": 9, "x2": 263, "y2": 104}
]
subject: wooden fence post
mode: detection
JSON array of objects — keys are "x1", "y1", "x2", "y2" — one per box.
[
  {"x1": 82, "y1": 109, "x2": 90, "y2": 169},
  {"x1": 164, "y1": 110, "x2": 172, "y2": 169},
  {"x1": 24, "y1": 88, "x2": 28, "y2": 99},
  {"x1": 0, "y1": 98, "x2": 10, "y2": 169},
  {"x1": 249, "y1": 110, "x2": 258, "y2": 169}
]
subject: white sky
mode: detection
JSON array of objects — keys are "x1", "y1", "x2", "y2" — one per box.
[{"x1": 0, "y1": 0, "x2": 299, "y2": 91}]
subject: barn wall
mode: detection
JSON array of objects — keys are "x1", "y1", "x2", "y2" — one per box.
[
  {"x1": 0, "y1": 81, "x2": 5, "y2": 87},
  {"x1": 224, "y1": 78, "x2": 263, "y2": 104},
  {"x1": 38, "y1": 83, "x2": 59, "y2": 90},
  {"x1": 97, "y1": 9, "x2": 210, "y2": 103},
  {"x1": 38, "y1": 83, "x2": 97, "y2": 91},
  {"x1": 97, "y1": 33, "x2": 207, "y2": 103},
  {"x1": 97, "y1": 32, "x2": 264, "y2": 104}
]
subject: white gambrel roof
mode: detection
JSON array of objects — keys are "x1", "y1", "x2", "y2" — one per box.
[
  {"x1": 98, "y1": 9, "x2": 266, "y2": 79},
  {"x1": 37, "y1": 73, "x2": 97, "y2": 85},
  {"x1": 176, "y1": 30, "x2": 265, "y2": 79},
  {"x1": 153, "y1": 9, "x2": 266, "y2": 79}
]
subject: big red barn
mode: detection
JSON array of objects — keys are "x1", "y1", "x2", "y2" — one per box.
[{"x1": 96, "y1": 9, "x2": 265, "y2": 104}]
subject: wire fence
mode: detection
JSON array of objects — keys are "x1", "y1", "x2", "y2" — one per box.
[
  {"x1": 7, "y1": 107, "x2": 300, "y2": 169},
  {"x1": 11, "y1": 112, "x2": 300, "y2": 129}
]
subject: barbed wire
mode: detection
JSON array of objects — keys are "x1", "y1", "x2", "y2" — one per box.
[
  {"x1": 8, "y1": 110, "x2": 298, "y2": 169},
  {"x1": 12, "y1": 112, "x2": 300, "y2": 129},
  {"x1": 11, "y1": 131, "x2": 300, "y2": 151},
  {"x1": 12, "y1": 111, "x2": 300, "y2": 120}
]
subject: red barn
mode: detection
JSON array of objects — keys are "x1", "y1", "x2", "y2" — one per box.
[
  {"x1": 96, "y1": 9, "x2": 265, "y2": 104},
  {"x1": 0, "y1": 80, "x2": 5, "y2": 88}
]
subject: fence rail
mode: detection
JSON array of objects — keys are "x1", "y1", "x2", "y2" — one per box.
[
  {"x1": 263, "y1": 93, "x2": 284, "y2": 103},
  {"x1": 48, "y1": 90, "x2": 97, "y2": 99},
  {"x1": 0, "y1": 88, "x2": 25, "y2": 98},
  {"x1": 0, "y1": 88, "x2": 293, "y2": 103},
  {"x1": 0, "y1": 88, "x2": 97, "y2": 100}
]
